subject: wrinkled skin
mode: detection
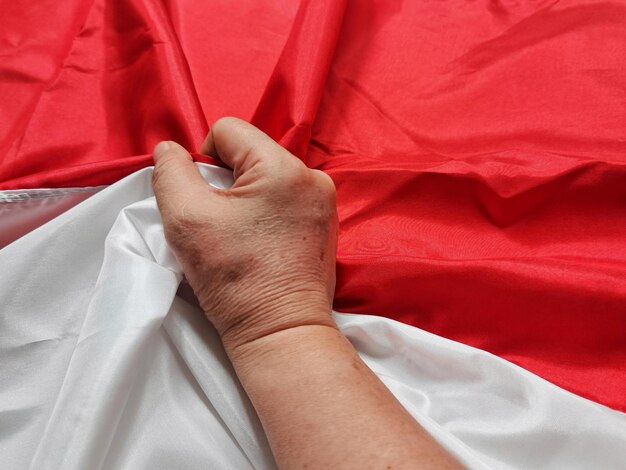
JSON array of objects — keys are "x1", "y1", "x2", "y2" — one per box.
[{"x1": 152, "y1": 117, "x2": 338, "y2": 351}]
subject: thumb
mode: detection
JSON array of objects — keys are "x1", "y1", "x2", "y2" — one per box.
[
  {"x1": 152, "y1": 140, "x2": 208, "y2": 219},
  {"x1": 200, "y1": 117, "x2": 300, "y2": 180}
]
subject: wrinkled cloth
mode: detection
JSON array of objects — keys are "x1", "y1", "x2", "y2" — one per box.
[
  {"x1": 1, "y1": 164, "x2": 626, "y2": 470},
  {"x1": 0, "y1": 0, "x2": 625, "y2": 411}
]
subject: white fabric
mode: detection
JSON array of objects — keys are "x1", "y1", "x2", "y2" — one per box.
[
  {"x1": 0, "y1": 186, "x2": 102, "y2": 248},
  {"x1": 1, "y1": 164, "x2": 625, "y2": 470}
]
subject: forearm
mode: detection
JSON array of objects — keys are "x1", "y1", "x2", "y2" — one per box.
[
  {"x1": 226, "y1": 322, "x2": 463, "y2": 469},
  {"x1": 152, "y1": 122, "x2": 462, "y2": 468}
]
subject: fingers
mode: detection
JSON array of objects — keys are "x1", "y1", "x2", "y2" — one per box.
[
  {"x1": 200, "y1": 117, "x2": 298, "y2": 179},
  {"x1": 152, "y1": 140, "x2": 208, "y2": 217}
]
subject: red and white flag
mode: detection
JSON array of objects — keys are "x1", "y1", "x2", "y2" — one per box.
[{"x1": 1, "y1": 1, "x2": 625, "y2": 468}]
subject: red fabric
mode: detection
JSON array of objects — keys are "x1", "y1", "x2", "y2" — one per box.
[{"x1": 1, "y1": 0, "x2": 625, "y2": 411}]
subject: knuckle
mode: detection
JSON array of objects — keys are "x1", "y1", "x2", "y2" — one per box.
[
  {"x1": 212, "y1": 116, "x2": 242, "y2": 136},
  {"x1": 304, "y1": 170, "x2": 337, "y2": 223},
  {"x1": 311, "y1": 170, "x2": 336, "y2": 199},
  {"x1": 306, "y1": 170, "x2": 336, "y2": 210},
  {"x1": 278, "y1": 167, "x2": 336, "y2": 209},
  {"x1": 273, "y1": 161, "x2": 308, "y2": 188}
]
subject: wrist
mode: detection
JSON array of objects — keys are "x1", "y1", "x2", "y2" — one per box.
[
  {"x1": 217, "y1": 295, "x2": 337, "y2": 359},
  {"x1": 224, "y1": 322, "x2": 344, "y2": 379}
]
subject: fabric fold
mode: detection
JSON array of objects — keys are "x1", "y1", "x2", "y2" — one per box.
[
  {"x1": 2, "y1": 164, "x2": 626, "y2": 469},
  {"x1": 2, "y1": 1, "x2": 624, "y2": 412}
]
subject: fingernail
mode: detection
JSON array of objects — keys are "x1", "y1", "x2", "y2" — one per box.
[{"x1": 153, "y1": 141, "x2": 172, "y2": 161}]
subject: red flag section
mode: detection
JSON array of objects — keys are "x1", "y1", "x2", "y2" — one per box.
[{"x1": 1, "y1": 0, "x2": 625, "y2": 411}]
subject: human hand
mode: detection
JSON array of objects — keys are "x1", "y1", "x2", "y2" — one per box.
[
  {"x1": 152, "y1": 119, "x2": 462, "y2": 470},
  {"x1": 152, "y1": 118, "x2": 338, "y2": 353}
]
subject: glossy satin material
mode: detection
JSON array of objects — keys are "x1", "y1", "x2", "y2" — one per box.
[
  {"x1": 0, "y1": 0, "x2": 624, "y2": 411},
  {"x1": 1, "y1": 164, "x2": 625, "y2": 470},
  {"x1": 0, "y1": 187, "x2": 102, "y2": 248}
]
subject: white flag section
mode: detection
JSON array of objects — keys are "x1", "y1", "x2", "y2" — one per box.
[{"x1": 1, "y1": 164, "x2": 625, "y2": 470}]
